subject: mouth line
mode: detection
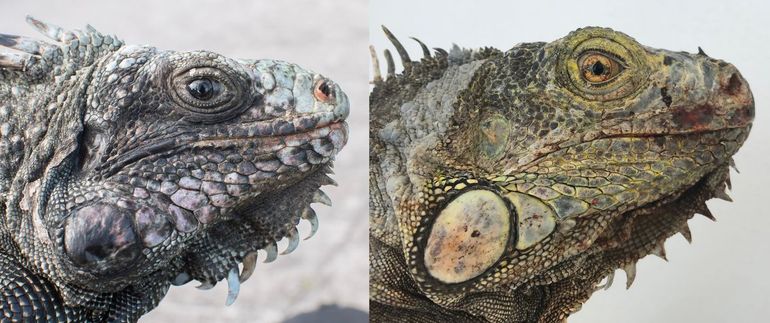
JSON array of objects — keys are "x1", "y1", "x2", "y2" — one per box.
[
  {"x1": 600, "y1": 123, "x2": 752, "y2": 139},
  {"x1": 192, "y1": 121, "x2": 346, "y2": 148},
  {"x1": 522, "y1": 124, "x2": 749, "y2": 172},
  {"x1": 202, "y1": 111, "x2": 348, "y2": 139},
  {"x1": 100, "y1": 121, "x2": 347, "y2": 178}
]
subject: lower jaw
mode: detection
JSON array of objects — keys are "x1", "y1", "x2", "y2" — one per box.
[
  {"x1": 505, "y1": 163, "x2": 732, "y2": 295},
  {"x1": 170, "y1": 165, "x2": 337, "y2": 302},
  {"x1": 548, "y1": 164, "x2": 731, "y2": 295}
]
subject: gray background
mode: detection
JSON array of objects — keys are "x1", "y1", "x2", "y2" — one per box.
[
  {"x1": 370, "y1": 0, "x2": 770, "y2": 322},
  {"x1": 1, "y1": 0, "x2": 368, "y2": 322}
]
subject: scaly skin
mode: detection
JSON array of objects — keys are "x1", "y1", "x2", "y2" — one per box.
[
  {"x1": 0, "y1": 17, "x2": 348, "y2": 321},
  {"x1": 369, "y1": 27, "x2": 753, "y2": 322}
]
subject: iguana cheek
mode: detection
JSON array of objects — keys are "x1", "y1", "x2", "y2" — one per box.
[{"x1": 424, "y1": 190, "x2": 510, "y2": 284}]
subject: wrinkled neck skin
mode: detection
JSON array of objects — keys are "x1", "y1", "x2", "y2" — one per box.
[
  {"x1": 0, "y1": 48, "x2": 163, "y2": 309},
  {"x1": 1, "y1": 52, "x2": 94, "y2": 245},
  {"x1": 371, "y1": 27, "x2": 752, "y2": 322}
]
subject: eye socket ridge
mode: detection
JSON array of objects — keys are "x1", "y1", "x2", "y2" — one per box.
[{"x1": 577, "y1": 50, "x2": 627, "y2": 85}]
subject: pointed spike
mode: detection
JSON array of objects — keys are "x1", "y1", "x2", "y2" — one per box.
[
  {"x1": 433, "y1": 47, "x2": 448, "y2": 57},
  {"x1": 729, "y1": 158, "x2": 739, "y2": 173},
  {"x1": 171, "y1": 272, "x2": 192, "y2": 286},
  {"x1": 622, "y1": 263, "x2": 637, "y2": 289},
  {"x1": 651, "y1": 243, "x2": 668, "y2": 261},
  {"x1": 196, "y1": 281, "x2": 216, "y2": 290},
  {"x1": 0, "y1": 52, "x2": 30, "y2": 70},
  {"x1": 679, "y1": 223, "x2": 693, "y2": 243},
  {"x1": 312, "y1": 190, "x2": 332, "y2": 206},
  {"x1": 26, "y1": 16, "x2": 71, "y2": 42},
  {"x1": 85, "y1": 24, "x2": 99, "y2": 34},
  {"x1": 239, "y1": 252, "x2": 258, "y2": 283},
  {"x1": 280, "y1": 227, "x2": 300, "y2": 255},
  {"x1": 302, "y1": 208, "x2": 319, "y2": 240},
  {"x1": 320, "y1": 174, "x2": 338, "y2": 187},
  {"x1": 383, "y1": 49, "x2": 395, "y2": 78},
  {"x1": 697, "y1": 46, "x2": 709, "y2": 57},
  {"x1": 697, "y1": 205, "x2": 717, "y2": 221},
  {"x1": 603, "y1": 272, "x2": 615, "y2": 290},
  {"x1": 0, "y1": 34, "x2": 40, "y2": 55},
  {"x1": 369, "y1": 45, "x2": 383, "y2": 83},
  {"x1": 263, "y1": 240, "x2": 278, "y2": 263},
  {"x1": 410, "y1": 37, "x2": 431, "y2": 58},
  {"x1": 596, "y1": 271, "x2": 615, "y2": 291},
  {"x1": 714, "y1": 189, "x2": 733, "y2": 202},
  {"x1": 381, "y1": 26, "x2": 411, "y2": 69},
  {"x1": 225, "y1": 267, "x2": 240, "y2": 306}
]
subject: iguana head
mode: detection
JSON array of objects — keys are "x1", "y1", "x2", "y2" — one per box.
[
  {"x1": 2, "y1": 17, "x2": 348, "y2": 309},
  {"x1": 371, "y1": 27, "x2": 752, "y2": 320}
]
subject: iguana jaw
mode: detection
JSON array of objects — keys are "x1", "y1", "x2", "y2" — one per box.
[
  {"x1": 170, "y1": 165, "x2": 338, "y2": 299},
  {"x1": 525, "y1": 164, "x2": 735, "y2": 321}
]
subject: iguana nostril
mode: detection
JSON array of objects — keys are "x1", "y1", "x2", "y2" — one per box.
[
  {"x1": 313, "y1": 79, "x2": 334, "y2": 102},
  {"x1": 64, "y1": 204, "x2": 141, "y2": 271}
]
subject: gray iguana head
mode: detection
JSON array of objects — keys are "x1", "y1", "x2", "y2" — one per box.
[
  {"x1": 0, "y1": 16, "x2": 348, "y2": 317},
  {"x1": 369, "y1": 26, "x2": 753, "y2": 321}
]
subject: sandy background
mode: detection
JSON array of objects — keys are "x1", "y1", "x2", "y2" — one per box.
[
  {"x1": 370, "y1": 0, "x2": 770, "y2": 322},
  {"x1": 1, "y1": 1, "x2": 369, "y2": 322}
]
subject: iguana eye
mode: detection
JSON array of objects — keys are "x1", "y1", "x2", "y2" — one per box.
[
  {"x1": 578, "y1": 52, "x2": 624, "y2": 84},
  {"x1": 187, "y1": 78, "x2": 221, "y2": 101},
  {"x1": 557, "y1": 31, "x2": 650, "y2": 102},
  {"x1": 166, "y1": 53, "x2": 251, "y2": 123}
]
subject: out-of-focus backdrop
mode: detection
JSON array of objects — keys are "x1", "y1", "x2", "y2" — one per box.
[
  {"x1": 370, "y1": 0, "x2": 769, "y2": 322},
  {"x1": 1, "y1": 1, "x2": 368, "y2": 322}
]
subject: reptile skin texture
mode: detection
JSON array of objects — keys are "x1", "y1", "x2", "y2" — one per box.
[
  {"x1": 0, "y1": 17, "x2": 348, "y2": 321},
  {"x1": 369, "y1": 26, "x2": 753, "y2": 322}
]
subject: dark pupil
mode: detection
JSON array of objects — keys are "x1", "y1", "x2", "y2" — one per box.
[
  {"x1": 187, "y1": 79, "x2": 215, "y2": 100},
  {"x1": 591, "y1": 61, "x2": 606, "y2": 76}
]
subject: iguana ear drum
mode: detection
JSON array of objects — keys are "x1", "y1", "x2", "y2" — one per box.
[{"x1": 424, "y1": 189, "x2": 511, "y2": 284}]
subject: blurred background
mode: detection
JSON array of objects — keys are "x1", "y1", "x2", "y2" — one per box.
[
  {"x1": 1, "y1": 0, "x2": 368, "y2": 322},
  {"x1": 370, "y1": 0, "x2": 769, "y2": 322}
]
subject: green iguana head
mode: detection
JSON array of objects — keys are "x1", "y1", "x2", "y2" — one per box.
[
  {"x1": 370, "y1": 26, "x2": 752, "y2": 321},
  {"x1": 1, "y1": 17, "x2": 348, "y2": 314}
]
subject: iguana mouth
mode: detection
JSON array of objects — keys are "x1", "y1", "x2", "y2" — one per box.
[{"x1": 99, "y1": 119, "x2": 348, "y2": 178}]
